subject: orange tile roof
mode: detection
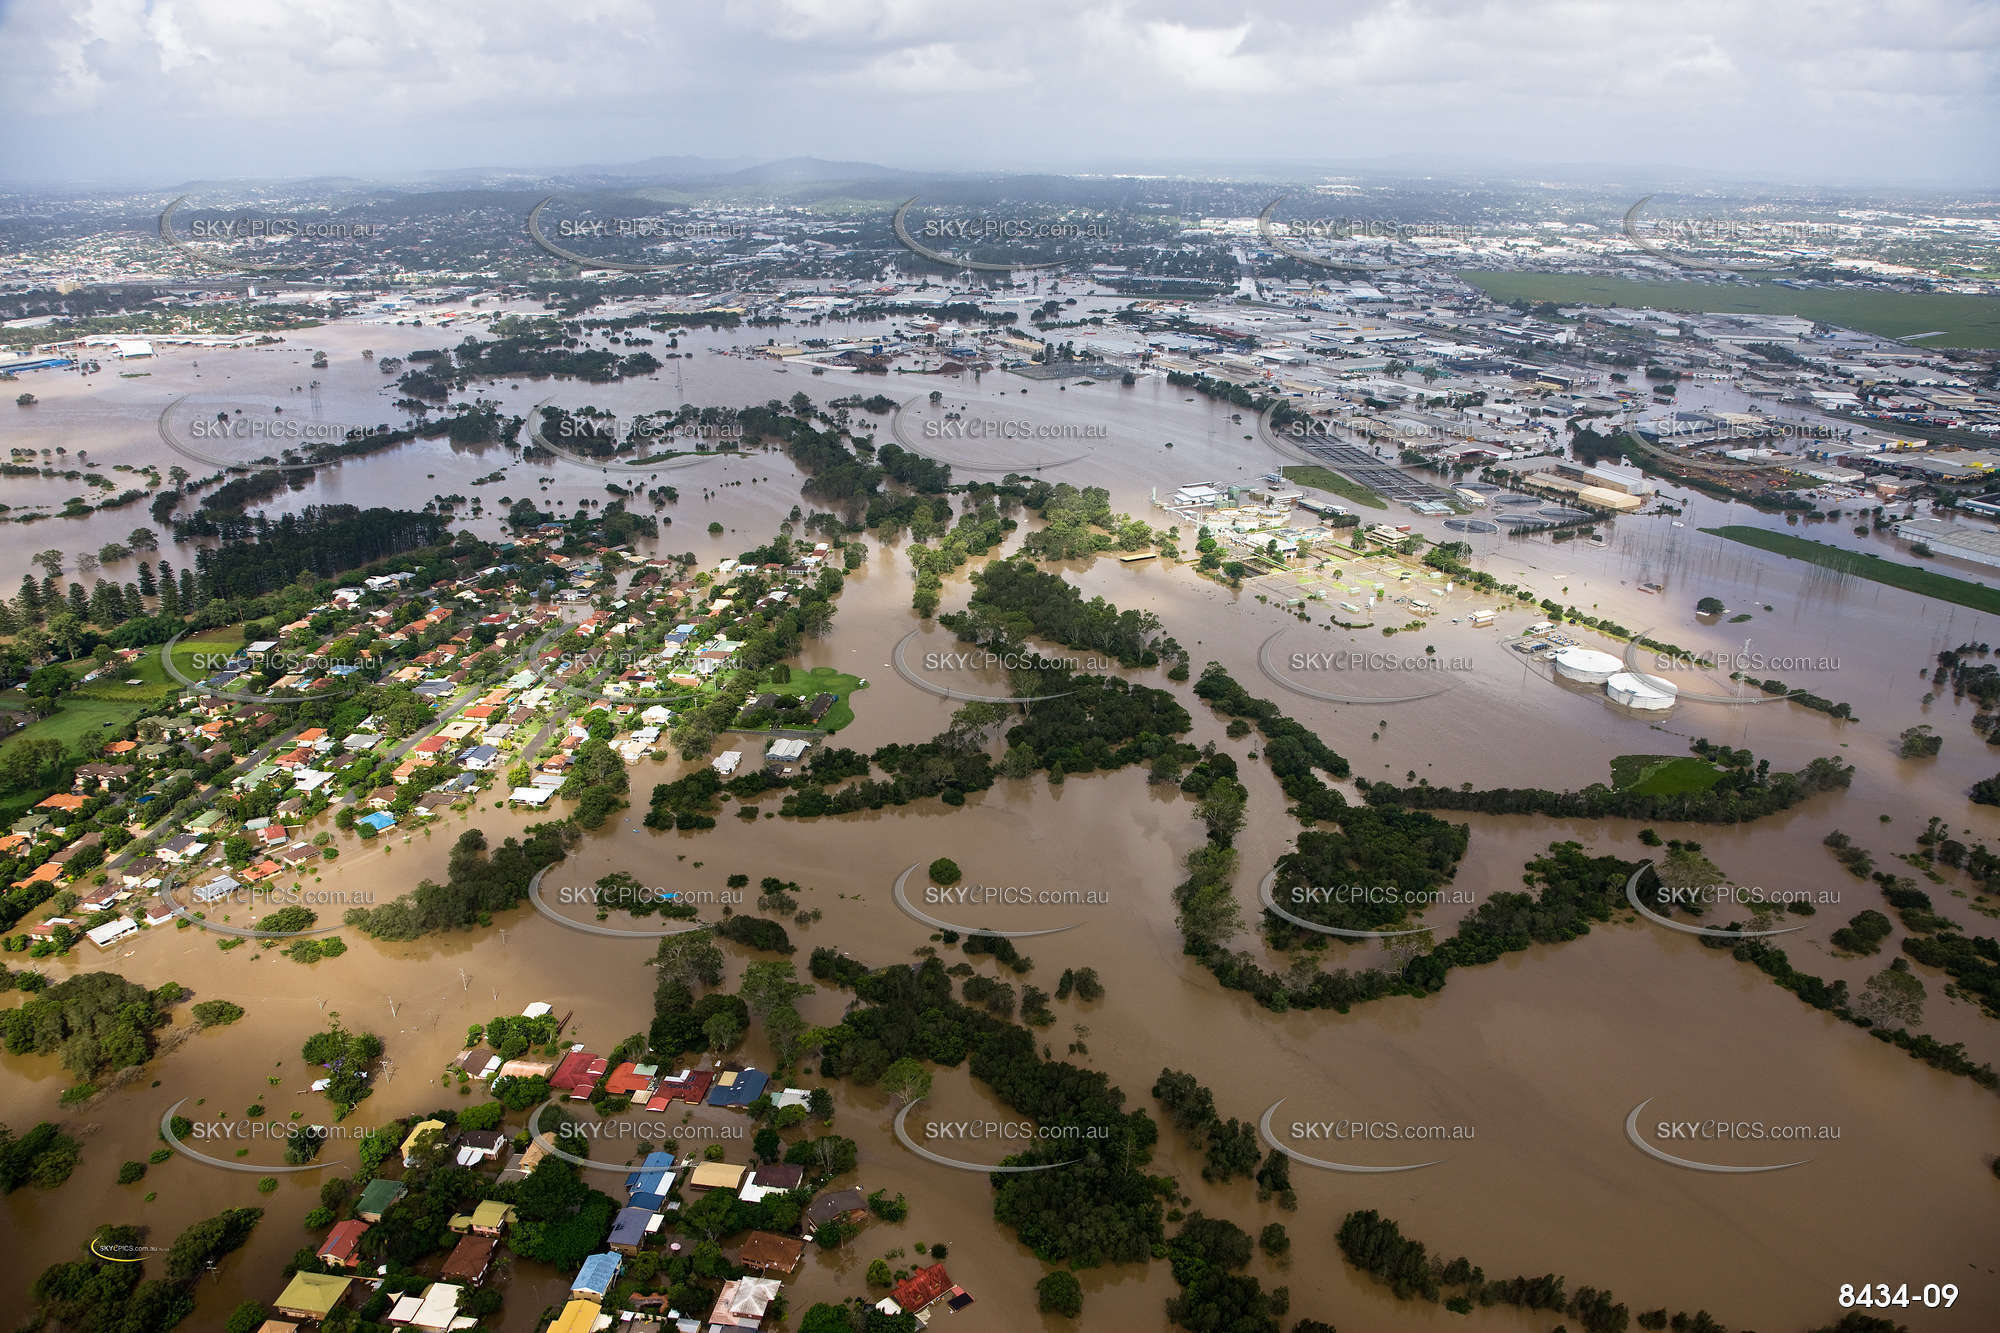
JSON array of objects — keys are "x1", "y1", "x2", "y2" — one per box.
[
  {"x1": 890, "y1": 1264, "x2": 954, "y2": 1313},
  {"x1": 36, "y1": 794, "x2": 86, "y2": 811}
]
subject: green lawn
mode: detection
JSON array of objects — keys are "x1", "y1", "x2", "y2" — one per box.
[
  {"x1": 773, "y1": 666, "x2": 867, "y2": 733},
  {"x1": 1455, "y1": 272, "x2": 2000, "y2": 350},
  {"x1": 1702, "y1": 526, "x2": 2000, "y2": 616},
  {"x1": 1610, "y1": 754, "x2": 1726, "y2": 796},
  {"x1": 1281, "y1": 465, "x2": 1388, "y2": 510},
  {"x1": 0, "y1": 627, "x2": 244, "y2": 819},
  {"x1": 69, "y1": 627, "x2": 244, "y2": 704}
]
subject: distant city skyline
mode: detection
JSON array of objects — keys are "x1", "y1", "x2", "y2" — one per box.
[{"x1": 1, "y1": 0, "x2": 1993, "y2": 189}]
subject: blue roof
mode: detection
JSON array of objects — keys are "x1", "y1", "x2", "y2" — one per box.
[
  {"x1": 573, "y1": 1251, "x2": 623, "y2": 1294},
  {"x1": 607, "y1": 1206, "x2": 653, "y2": 1246},
  {"x1": 704, "y1": 1069, "x2": 770, "y2": 1107},
  {"x1": 627, "y1": 1189, "x2": 666, "y2": 1211},
  {"x1": 357, "y1": 812, "x2": 396, "y2": 831},
  {"x1": 623, "y1": 1151, "x2": 675, "y2": 1195}
]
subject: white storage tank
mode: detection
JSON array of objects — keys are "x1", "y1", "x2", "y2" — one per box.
[
  {"x1": 1553, "y1": 646, "x2": 1623, "y2": 684},
  {"x1": 1606, "y1": 671, "x2": 1678, "y2": 710}
]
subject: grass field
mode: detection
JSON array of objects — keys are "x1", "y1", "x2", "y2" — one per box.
[
  {"x1": 1611, "y1": 754, "x2": 1726, "y2": 795},
  {"x1": 1702, "y1": 525, "x2": 2000, "y2": 616},
  {"x1": 0, "y1": 628, "x2": 244, "y2": 820},
  {"x1": 1455, "y1": 272, "x2": 2000, "y2": 350},
  {"x1": 1281, "y1": 464, "x2": 1388, "y2": 510},
  {"x1": 774, "y1": 666, "x2": 867, "y2": 733},
  {"x1": 67, "y1": 627, "x2": 245, "y2": 704}
]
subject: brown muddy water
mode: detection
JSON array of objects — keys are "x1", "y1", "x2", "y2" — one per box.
[{"x1": 3, "y1": 315, "x2": 1998, "y2": 1331}]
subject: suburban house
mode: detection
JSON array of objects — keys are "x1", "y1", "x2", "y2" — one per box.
[
  {"x1": 448, "y1": 1200, "x2": 516, "y2": 1236},
  {"x1": 315, "y1": 1220, "x2": 370, "y2": 1268},
  {"x1": 733, "y1": 1229, "x2": 806, "y2": 1275},
  {"x1": 401, "y1": 1118, "x2": 447, "y2": 1167},
  {"x1": 707, "y1": 1276, "x2": 783, "y2": 1332},
  {"x1": 686, "y1": 1161, "x2": 748, "y2": 1193},
  {"x1": 886, "y1": 1263, "x2": 965, "y2": 1318},
  {"x1": 803, "y1": 1187, "x2": 868, "y2": 1234},
  {"x1": 272, "y1": 1272, "x2": 354, "y2": 1322},
  {"x1": 737, "y1": 1162, "x2": 804, "y2": 1204},
  {"x1": 354, "y1": 1177, "x2": 407, "y2": 1221},
  {"x1": 439, "y1": 1233, "x2": 498, "y2": 1285},
  {"x1": 571, "y1": 1252, "x2": 623, "y2": 1300}
]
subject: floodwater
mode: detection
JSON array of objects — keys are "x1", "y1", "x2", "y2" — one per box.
[{"x1": 2, "y1": 311, "x2": 1998, "y2": 1331}]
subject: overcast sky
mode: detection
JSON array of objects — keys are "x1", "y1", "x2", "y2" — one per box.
[{"x1": 1, "y1": 0, "x2": 1993, "y2": 190}]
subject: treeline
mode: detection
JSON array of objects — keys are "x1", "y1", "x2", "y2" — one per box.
[
  {"x1": 774, "y1": 732, "x2": 997, "y2": 818},
  {"x1": 940, "y1": 558, "x2": 1184, "y2": 669},
  {"x1": 1263, "y1": 812, "x2": 1469, "y2": 942},
  {"x1": 1192, "y1": 663, "x2": 1350, "y2": 819},
  {"x1": 1727, "y1": 672, "x2": 1856, "y2": 720},
  {"x1": 1185, "y1": 838, "x2": 1642, "y2": 1014},
  {"x1": 344, "y1": 824, "x2": 576, "y2": 939},
  {"x1": 1360, "y1": 742, "x2": 1854, "y2": 824},
  {"x1": 0, "y1": 971, "x2": 179, "y2": 1081},
  {"x1": 174, "y1": 505, "x2": 452, "y2": 600},
  {"x1": 396, "y1": 334, "x2": 658, "y2": 397},
  {"x1": 909, "y1": 502, "x2": 1011, "y2": 617},
  {"x1": 1337, "y1": 1207, "x2": 1742, "y2": 1331},
  {"x1": 1900, "y1": 929, "x2": 1999, "y2": 1021},
  {"x1": 1013, "y1": 483, "x2": 1161, "y2": 562},
  {"x1": 734, "y1": 403, "x2": 936, "y2": 506},
  {"x1": 810, "y1": 952, "x2": 1164, "y2": 1269},
  {"x1": 22, "y1": 1207, "x2": 263, "y2": 1333},
  {"x1": 1152, "y1": 1069, "x2": 1291, "y2": 1199},
  {"x1": 1166, "y1": 370, "x2": 1277, "y2": 413},
  {"x1": 1164, "y1": 1213, "x2": 1290, "y2": 1333},
  {"x1": 0, "y1": 509, "x2": 461, "y2": 677},
  {"x1": 772, "y1": 682, "x2": 1199, "y2": 818}
]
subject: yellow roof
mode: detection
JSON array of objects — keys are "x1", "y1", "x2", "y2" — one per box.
[
  {"x1": 449, "y1": 1200, "x2": 517, "y2": 1231},
  {"x1": 689, "y1": 1161, "x2": 747, "y2": 1190},
  {"x1": 274, "y1": 1271, "x2": 354, "y2": 1317},
  {"x1": 550, "y1": 1299, "x2": 602, "y2": 1333},
  {"x1": 401, "y1": 1118, "x2": 446, "y2": 1154}
]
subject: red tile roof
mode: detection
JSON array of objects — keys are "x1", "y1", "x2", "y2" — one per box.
[
  {"x1": 890, "y1": 1264, "x2": 953, "y2": 1313},
  {"x1": 317, "y1": 1219, "x2": 370, "y2": 1266},
  {"x1": 549, "y1": 1050, "x2": 605, "y2": 1092},
  {"x1": 604, "y1": 1062, "x2": 652, "y2": 1096},
  {"x1": 652, "y1": 1070, "x2": 712, "y2": 1105}
]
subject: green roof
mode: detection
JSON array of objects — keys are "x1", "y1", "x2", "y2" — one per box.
[{"x1": 355, "y1": 1176, "x2": 407, "y2": 1217}]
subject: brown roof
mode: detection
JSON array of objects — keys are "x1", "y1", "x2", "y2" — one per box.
[
  {"x1": 440, "y1": 1232, "x2": 498, "y2": 1283},
  {"x1": 734, "y1": 1230, "x2": 805, "y2": 1274}
]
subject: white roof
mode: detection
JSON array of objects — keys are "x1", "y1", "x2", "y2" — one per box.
[
  {"x1": 409, "y1": 1283, "x2": 463, "y2": 1329},
  {"x1": 87, "y1": 917, "x2": 138, "y2": 947},
  {"x1": 509, "y1": 787, "x2": 555, "y2": 806}
]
